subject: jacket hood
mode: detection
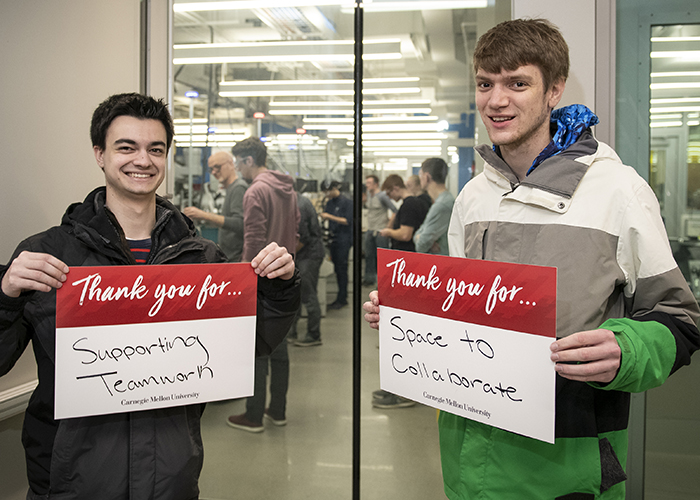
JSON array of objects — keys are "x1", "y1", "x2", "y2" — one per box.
[
  {"x1": 252, "y1": 169, "x2": 296, "y2": 194},
  {"x1": 488, "y1": 104, "x2": 599, "y2": 178},
  {"x1": 477, "y1": 105, "x2": 604, "y2": 199},
  {"x1": 528, "y1": 104, "x2": 599, "y2": 175}
]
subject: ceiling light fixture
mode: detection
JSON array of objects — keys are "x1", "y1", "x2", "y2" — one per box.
[
  {"x1": 268, "y1": 99, "x2": 431, "y2": 107},
  {"x1": 174, "y1": 1, "x2": 487, "y2": 13},
  {"x1": 174, "y1": 39, "x2": 401, "y2": 65},
  {"x1": 649, "y1": 114, "x2": 684, "y2": 120},
  {"x1": 651, "y1": 71, "x2": 700, "y2": 78},
  {"x1": 304, "y1": 123, "x2": 442, "y2": 133},
  {"x1": 651, "y1": 97, "x2": 700, "y2": 104},
  {"x1": 269, "y1": 108, "x2": 432, "y2": 116},
  {"x1": 650, "y1": 82, "x2": 700, "y2": 90},
  {"x1": 649, "y1": 121, "x2": 683, "y2": 128},
  {"x1": 219, "y1": 77, "x2": 419, "y2": 86},
  {"x1": 650, "y1": 51, "x2": 700, "y2": 60},
  {"x1": 349, "y1": 140, "x2": 443, "y2": 147},
  {"x1": 219, "y1": 88, "x2": 420, "y2": 97},
  {"x1": 303, "y1": 116, "x2": 438, "y2": 125},
  {"x1": 651, "y1": 36, "x2": 700, "y2": 42},
  {"x1": 340, "y1": 1, "x2": 488, "y2": 13},
  {"x1": 650, "y1": 106, "x2": 700, "y2": 113}
]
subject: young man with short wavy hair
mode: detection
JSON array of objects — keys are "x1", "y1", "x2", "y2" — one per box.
[{"x1": 365, "y1": 19, "x2": 700, "y2": 499}]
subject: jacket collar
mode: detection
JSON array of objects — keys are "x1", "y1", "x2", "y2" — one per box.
[
  {"x1": 61, "y1": 187, "x2": 197, "y2": 261},
  {"x1": 478, "y1": 105, "x2": 601, "y2": 199}
]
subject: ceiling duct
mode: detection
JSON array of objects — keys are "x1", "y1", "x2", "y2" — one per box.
[{"x1": 252, "y1": 6, "x2": 336, "y2": 40}]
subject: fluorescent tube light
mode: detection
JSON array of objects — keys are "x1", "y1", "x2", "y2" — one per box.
[
  {"x1": 269, "y1": 108, "x2": 432, "y2": 116},
  {"x1": 330, "y1": 133, "x2": 447, "y2": 140},
  {"x1": 341, "y1": 1, "x2": 488, "y2": 12},
  {"x1": 219, "y1": 88, "x2": 420, "y2": 97},
  {"x1": 651, "y1": 71, "x2": 700, "y2": 78},
  {"x1": 651, "y1": 37, "x2": 700, "y2": 42},
  {"x1": 268, "y1": 99, "x2": 431, "y2": 107},
  {"x1": 174, "y1": 39, "x2": 401, "y2": 65},
  {"x1": 650, "y1": 51, "x2": 700, "y2": 60},
  {"x1": 303, "y1": 116, "x2": 438, "y2": 125},
  {"x1": 304, "y1": 123, "x2": 442, "y2": 133},
  {"x1": 173, "y1": 118, "x2": 208, "y2": 124},
  {"x1": 650, "y1": 114, "x2": 683, "y2": 120},
  {"x1": 650, "y1": 82, "x2": 700, "y2": 90},
  {"x1": 650, "y1": 121, "x2": 683, "y2": 128},
  {"x1": 350, "y1": 140, "x2": 443, "y2": 147},
  {"x1": 651, "y1": 97, "x2": 700, "y2": 104},
  {"x1": 219, "y1": 77, "x2": 419, "y2": 86},
  {"x1": 650, "y1": 106, "x2": 700, "y2": 113},
  {"x1": 175, "y1": 1, "x2": 488, "y2": 13}
]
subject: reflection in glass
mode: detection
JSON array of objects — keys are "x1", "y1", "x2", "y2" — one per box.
[
  {"x1": 170, "y1": 1, "x2": 506, "y2": 498},
  {"x1": 646, "y1": 22, "x2": 700, "y2": 500}
]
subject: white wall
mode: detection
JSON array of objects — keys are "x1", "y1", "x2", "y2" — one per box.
[
  {"x1": 512, "y1": 0, "x2": 597, "y2": 109},
  {"x1": 0, "y1": 1, "x2": 143, "y2": 497},
  {"x1": 472, "y1": 0, "x2": 604, "y2": 176}
]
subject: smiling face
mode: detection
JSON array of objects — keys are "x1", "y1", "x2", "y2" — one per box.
[
  {"x1": 475, "y1": 64, "x2": 564, "y2": 159},
  {"x1": 365, "y1": 177, "x2": 378, "y2": 195},
  {"x1": 94, "y1": 115, "x2": 167, "y2": 204}
]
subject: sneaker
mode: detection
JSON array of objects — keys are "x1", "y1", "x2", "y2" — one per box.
[
  {"x1": 226, "y1": 413, "x2": 264, "y2": 433},
  {"x1": 372, "y1": 389, "x2": 391, "y2": 400},
  {"x1": 372, "y1": 393, "x2": 416, "y2": 409},
  {"x1": 295, "y1": 337, "x2": 322, "y2": 347},
  {"x1": 264, "y1": 409, "x2": 287, "y2": 426},
  {"x1": 327, "y1": 301, "x2": 347, "y2": 310}
]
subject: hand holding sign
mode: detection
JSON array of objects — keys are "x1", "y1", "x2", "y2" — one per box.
[
  {"x1": 363, "y1": 290, "x2": 380, "y2": 329},
  {"x1": 251, "y1": 242, "x2": 295, "y2": 280},
  {"x1": 1, "y1": 251, "x2": 69, "y2": 297},
  {"x1": 551, "y1": 329, "x2": 621, "y2": 383}
]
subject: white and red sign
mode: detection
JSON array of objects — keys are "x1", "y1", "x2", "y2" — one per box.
[
  {"x1": 55, "y1": 263, "x2": 257, "y2": 419},
  {"x1": 377, "y1": 249, "x2": 557, "y2": 443}
]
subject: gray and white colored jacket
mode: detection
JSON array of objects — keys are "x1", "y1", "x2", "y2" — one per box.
[{"x1": 440, "y1": 107, "x2": 700, "y2": 499}]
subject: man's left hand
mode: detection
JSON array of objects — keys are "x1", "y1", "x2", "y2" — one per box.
[
  {"x1": 550, "y1": 329, "x2": 621, "y2": 383},
  {"x1": 251, "y1": 242, "x2": 295, "y2": 280}
]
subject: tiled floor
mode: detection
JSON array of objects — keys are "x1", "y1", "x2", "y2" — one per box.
[{"x1": 198, "y1": 280, "x2": 446, "y2": 500}]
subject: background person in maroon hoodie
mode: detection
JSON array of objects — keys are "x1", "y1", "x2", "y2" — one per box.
[{"x1": 227, "y1": 136, "x2": 301, "y2": 432}]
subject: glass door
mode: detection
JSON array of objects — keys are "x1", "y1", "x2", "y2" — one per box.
[
  {"x1": 645, "y1": 21, "x2": 700, "y2": 500},
  {"x1": 169, "y1": 1, "x2": 507, "y2": 498}
]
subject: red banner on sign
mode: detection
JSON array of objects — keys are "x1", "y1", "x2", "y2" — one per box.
[
  {"x1": 56, "y1": 263, "x2": 257, "y2": 329},
  {"x1": 377, "y1": 249, "x2": 556, "y2": 338}
]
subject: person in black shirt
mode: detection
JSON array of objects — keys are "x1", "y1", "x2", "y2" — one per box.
[
  {"x1": 379, "y1": 174, "x2": 430, "y2": 253},
  {"x1": 320, "y1": 180, "x2": 353, "y2": 309}
]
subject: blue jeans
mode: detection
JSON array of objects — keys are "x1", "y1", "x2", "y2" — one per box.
[
  {"x1": 364, "y1": 230, "x2": 390, "y2": 284},
  {"x1": 245, "y1": 342, "x2": 289, "y2": 423},
  {"x1": 330, "y1": 236, "x2": 351, "y2": 304},
  {"x1": 289, "y1": 257, "x2": 323, "y2": 341}
]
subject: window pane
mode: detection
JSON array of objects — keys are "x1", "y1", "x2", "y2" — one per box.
[{"x1": 646, "y1": 22, "x2": 700, "y2": 500}]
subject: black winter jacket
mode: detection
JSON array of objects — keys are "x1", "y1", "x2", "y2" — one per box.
[{"x1": 0, "y1": 187, "x2": 300, "y2": 500}]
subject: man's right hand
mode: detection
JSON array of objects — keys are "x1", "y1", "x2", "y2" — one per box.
[
  {"x1": 1, "y1": 251, "x2": 69, "y2": 298},
  {"x1": 182, "y1": 206, "x2": 206, "y2": 221},
  {"x1": 362, "y1": 290, "x2": 380, "y2": 330}
]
